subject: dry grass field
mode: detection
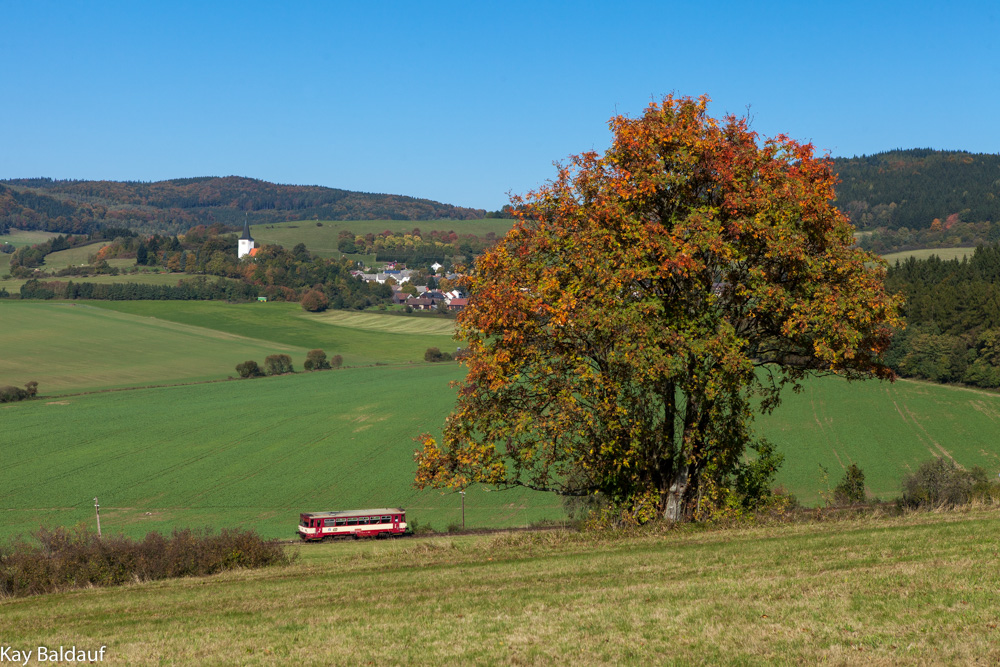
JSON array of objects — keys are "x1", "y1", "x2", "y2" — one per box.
[{"x1": 3, "y1": 508, "x2": 1000, "y2": 664}]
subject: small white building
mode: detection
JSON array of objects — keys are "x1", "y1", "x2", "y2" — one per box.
[{"x1": 238, "y1": 216, "x2": 255, "y2": 258}]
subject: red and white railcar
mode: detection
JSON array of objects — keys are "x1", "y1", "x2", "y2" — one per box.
[{"x1": 298, "y1": 508, "x2": 407, "y2": 541}]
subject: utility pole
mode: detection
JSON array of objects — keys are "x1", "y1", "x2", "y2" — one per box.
[
  {"x1": 460, "y1": 490, "x2": 466, "y2": 530},
  {"x1": 94, "y1": 497, "x2": 102, "y2": 538}
]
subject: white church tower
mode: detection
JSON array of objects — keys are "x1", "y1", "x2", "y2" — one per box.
[{"x1": 238, "y1": 213, "x2": 255, "y2": 259}]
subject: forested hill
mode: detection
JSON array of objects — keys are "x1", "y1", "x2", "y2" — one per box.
[
  {"x1": 832, "y1": 149, "x2": 1000, "y2": 230},
  {"x1": 0, "y1": 176, "x2": 486, "y2": 236}
]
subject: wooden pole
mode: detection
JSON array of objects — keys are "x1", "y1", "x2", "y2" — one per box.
[{"x1": 94, "y1": 497, "x2": 101, "y2": 538}]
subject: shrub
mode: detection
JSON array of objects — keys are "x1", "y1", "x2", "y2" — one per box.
[
  {"x1": 330, "y1": 354, "x2": 343, "y2": 369},
  {"x1": 304, "y1": 349, "x2": 331, "y2": 371},
  {"x1": 264, "y1": 354, "x2": 294, "y2": 376},
  {"x1": 900, "y1": 458, "x2": 990, "y2": 508},
  {"x1": 0, "y1": 525, "x2": 293, "y2": 599},
  {"x1": 0, "y1": 382, "x2": 38, "y2": 403},
  {"x1": 424, "y1": 347, "x2": 453, "y2": 362},
  {"x1": 235, "y1": 360, "x2": 263, "y2": 378},
  {"x1": 833, "y1": 463, "x2": 867, "y2": 505},
  {"x1": 300, "y1": 289, "x2": 329, "y2": 312}
]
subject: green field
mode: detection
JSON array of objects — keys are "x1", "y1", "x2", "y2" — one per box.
[
  {"x1": 762, "y1": 376, "x2": 1000, "y2": 505},
  {"x1": 88, "y1": 301, "x2": 457, "y2": 365},
  {"x1": 0, "y1": 229, "x2": 61, "y2": 248},
  {"x1": 4, "y1": 509, "x2": 1000, "y2": 664},
  {"x1": 0, "y1": 364, "x2": 557, "y2": 540},
  {"x1": 881, "y1": 246, "x2": 972, "y2": 263},
  {"x1": 5, "y1": 299, "x2": 1000, "y2": 541},
  {"x1": 0, "y1": 302, "x2": 308, "y2": 393},
  {"x1": 43, "y1": 243, "x2": 109, "y2": 269},
  {"x1": 0, "y1": 301, "x2": 456, "y2": 393},
  {"x1": 250, "y1": 218, "x2": 514, "y2": 257}
]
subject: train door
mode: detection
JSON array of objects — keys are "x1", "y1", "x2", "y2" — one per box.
[{"x1": 393, "y1": 514, "x2": 400, "y2": 532}]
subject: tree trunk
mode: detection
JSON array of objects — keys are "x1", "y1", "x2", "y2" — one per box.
[{"x1": 664, "y1": 464, "x2": 689, "y2": 522}]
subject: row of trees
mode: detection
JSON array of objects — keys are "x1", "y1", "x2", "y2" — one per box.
[
  {"x1": 18, "y1": 277, "x2": 259, "y2": 301},
  {"x1": 236, "y1": 350, "x2": 342, "y2": 378}
]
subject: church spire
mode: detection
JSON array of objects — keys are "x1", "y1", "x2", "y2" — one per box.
[
  {"x1": 240, "y1": 212, "x2": 254, "y2": 241},
  {"x1": 238, "y1": 212, "x2": 256, "y2": 258}
]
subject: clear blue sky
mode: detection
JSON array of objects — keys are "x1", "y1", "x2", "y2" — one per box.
[{"x1": 2, "y1": 1, "x2": 997, "y2": 211}]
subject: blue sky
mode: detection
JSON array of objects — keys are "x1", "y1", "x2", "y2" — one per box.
[{"x1": 2, "y1": 1, "x2": 997, "y2": 211}]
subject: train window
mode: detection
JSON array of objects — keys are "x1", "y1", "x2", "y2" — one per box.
[
  {"x1": 335, "y1": 519, "x2": 346, "y2": 526},
  {"x1": 382, "y1": 515, "x2": 391, "y2": 523},
  {"x1": 347, "y1": 519, "x2": 357, "y2": 525},
  {"x1": 324, "y1": 519, "x2": 335, "y2": 527}
]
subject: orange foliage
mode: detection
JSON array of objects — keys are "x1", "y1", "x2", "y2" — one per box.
[{"x1": 415, "y1": 95, "x2": 903, "y2": 520}]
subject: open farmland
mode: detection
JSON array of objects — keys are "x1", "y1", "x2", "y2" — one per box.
[
  {"x1": 88, "y1": 300, "x2": 457, "y2": 365},
  {"x1": 0, "y1": 301, "x2": 456, "y2": 393},
  {"x1": 4, "y1": 509, "x2": 1000, "y2": 664},
  {"x1": 6, "y1": 300, "x2": 1000, "y2": 541},
  {"x1": 0, "y1": 302, "x2": 308, "y2": 393},
  {"x1": 0, "y1": 364, "x2": 558, "y2": 540},
  {"x1": 250, "y1": 218, "x2": 514, "y2": 257}
]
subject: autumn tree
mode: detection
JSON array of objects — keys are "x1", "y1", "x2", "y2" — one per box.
[{"x1": 414, "y1": 95, "x2": 903, "y2": 521}]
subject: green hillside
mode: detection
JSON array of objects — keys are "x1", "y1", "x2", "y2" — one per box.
[
  {"x1": 87, "y1": 301, "x2": 458, "y2": 364},
  {"x1": 252, "y1": 219, "x2": 514, "y2": 257},
  {"x1": 0, "y1": 176, "x2": 487, "y2": 236},
  {"x1": 0, "y1": 301, "x2": 456, "y2": 393},
  {"x1": 0, "y1": 302, "x2": 305, "y2": 393}
]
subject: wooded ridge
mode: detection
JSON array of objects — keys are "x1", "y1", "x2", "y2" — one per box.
[
  {"x1": 832, "y1": 149, "x2": 1000, "y2": 231},
  {"x1": 0, "y1": 176, "x2": 486, "y2": 236}
]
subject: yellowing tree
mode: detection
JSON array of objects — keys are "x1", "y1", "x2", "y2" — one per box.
[{"x1": 415, "y1": 96, "x2": 903, "y2": 521}]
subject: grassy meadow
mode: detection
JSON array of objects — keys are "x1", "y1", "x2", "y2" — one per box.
[
  {"x1": 4, "y1": 509, "x2": 1000, "y2": 664},
  {"x1": 250, "y1": 218, "x2": 515, "y2": 257}
]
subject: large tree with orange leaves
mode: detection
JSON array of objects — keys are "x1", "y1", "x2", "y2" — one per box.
[{"x1": 415, "y1": 96, "x2": 902, "y2": 521}]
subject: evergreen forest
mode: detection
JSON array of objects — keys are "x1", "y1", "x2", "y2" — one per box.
[{"x1": 886, "y1": 244, "x2": 1000, "y2": 387}]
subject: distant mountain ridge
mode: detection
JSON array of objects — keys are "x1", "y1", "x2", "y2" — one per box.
[
  {"x1": 831, "y1": 149, "x2": 1000, "y2": 230},
  {"x1": 0, "y1": 176, "x2": 486, "y2": 236}
]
